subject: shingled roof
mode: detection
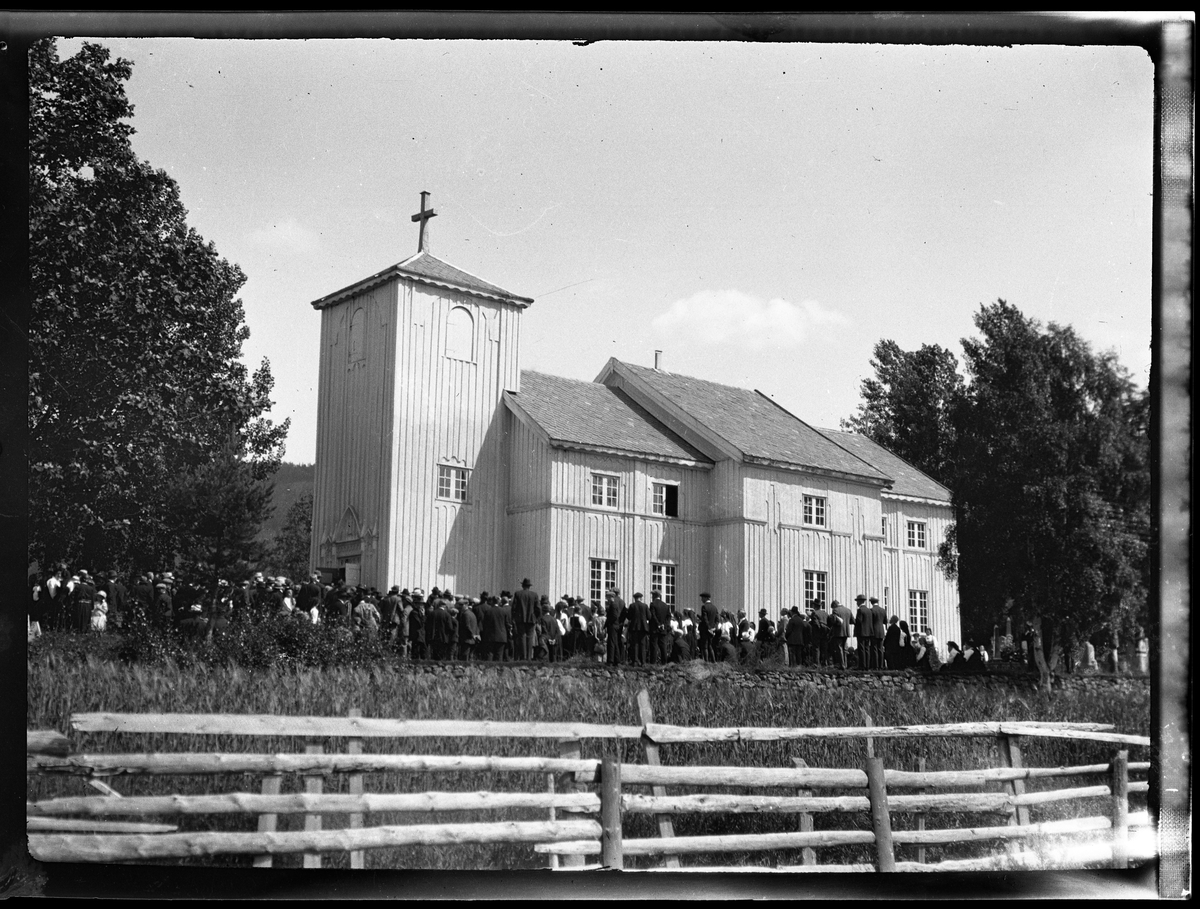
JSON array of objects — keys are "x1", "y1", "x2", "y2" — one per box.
[
  {"x1": 507, "y1": 371, "x2": 711, "y2": 465},
  {"x1": 610, "y1": 361, "x2": 891, "y2": 484},
  {"x1": 311, "y1": 251, "x2": 533, "y2": 310},
  {"x1": 815, "y1": 428, "x2": 952, "y2": 503}
]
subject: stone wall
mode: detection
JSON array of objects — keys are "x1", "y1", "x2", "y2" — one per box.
[{"x1": 391, "y1": 658, "x2": 1150, "y2": 698}]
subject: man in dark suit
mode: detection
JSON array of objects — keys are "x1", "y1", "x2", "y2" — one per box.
[
  {"x1": 869, "y1": 596, "x2": 888, "y2": 670},
  {"x1": 853, "y1": 594, "x2": 872, "y2": 669},
  {"x1": 699, "y1": 592, "x2": 720, "y2": 662},
  {"x1": 512, "y1": 578, "x2": 540, "y2": 661},
  {"x1": 785, "y1": 606, "x2": 808, "y2": 667},
  {"x1": 649, "y1": 589, "x2": 672, "y2": 665},
  {"x1": 809, "y1": 600, "x2": 830, "y2": 666},
  {"x1": 480, "y1": 595, "x2": 509, "y2": 661},
  {"x1": 625, "y1": 591, "x2": 650, "y2": 666},
  {"x1": 830, "y1": 599, "x2": 855, "y2": 670},
  {"x1": 604, "y1": 589, "x2": 627, "y2": 665}
]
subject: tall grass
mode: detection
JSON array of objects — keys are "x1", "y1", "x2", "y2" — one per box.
[{"x1": 27, "y1": 635, "x2": 1150, "y2": 870}]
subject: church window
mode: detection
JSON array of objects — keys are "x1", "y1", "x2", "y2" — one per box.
[
  {"x1": 592, "y1": 473, "x2": 619, "y2": 509},
  {"x1": 349, "y1": 307, "x2": 366, "y2": 363},
  {"x1": 445, "y1": 306, "x2": 475, "y2": 361},
  {"x1": 437, "y1": 465, "x2": 469, "y2": 502},
  {"x1": 589, "y1": 559, "x2": 617, "y2": 611},
  {"x1": 908, "y1": 590, "x2": 929, "y2": 632},
  {"x1": 803, "y1": 495, "x2": 827, "y2": 528},
  {"x1": 651, "y1": 483, "x2": 679, "y2": 517},
  {"x1": 803, "y1": 570, "x2": 827, "y2": 608},
  {"x1": 907, "y1": 520, "x2": 927, "y2": 549},
  {"x1": 651, "y1": 563, "x2": 677, "y2": 607}
]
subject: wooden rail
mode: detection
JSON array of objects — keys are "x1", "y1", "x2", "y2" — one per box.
[{"x1": 28, "y1": 700, "x2": 1151, "y2": 871}]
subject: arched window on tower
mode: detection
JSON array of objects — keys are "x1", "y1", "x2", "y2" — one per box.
[
  {"x1": 445, "y1": 306, "x2": 475, "y2": 361},
  {"x1": 349, "y1": 307, "x2": 366, "y2": 364}
]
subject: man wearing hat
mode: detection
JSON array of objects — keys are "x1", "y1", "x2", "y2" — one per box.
[
  {"x1": 853, "y1": 594, "x2": 872, "y2": 669},
  {"x1": 869, "y1": 596, "x2": 888, "y2": 670},
  {"x1": 698, "y1": 593, "x2": 720, "y2": 662},
  {"x1": 625, "y1": 591, "x2": 649, "y2": 666},
  {"x1": 604, "y1": 587, "x2": 627, "y2": 666},
  {"x1": 649, "y1": 589, "x2": 672, "y2": 665},
  {"x1": 508, "y1": 580, "x2": 537, "y2": 666}
]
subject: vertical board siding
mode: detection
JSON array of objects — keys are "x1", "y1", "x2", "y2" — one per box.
[
  {"x1": 882, "y1": 497, "x2": 960, "y2": 644},
  {"x1": 311, "y1": 284, "x2": 397, "y2": 584},
  {"x1": 379, "y1": 280, "x2": 523, "y2": 593}
]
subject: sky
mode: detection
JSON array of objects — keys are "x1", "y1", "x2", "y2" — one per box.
[{"x1": 54, "y1": 34, "x2": 1155, "y2": 465}]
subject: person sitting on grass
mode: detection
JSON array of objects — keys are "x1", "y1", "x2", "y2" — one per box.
[
  {"x1": 942, "y1": 641, "x2": 964, "y2": 672},
  {"x1": 713, "y1": 627, "x2": 739, "y2": 663}
]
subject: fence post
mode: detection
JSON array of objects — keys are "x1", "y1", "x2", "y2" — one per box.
[
  {"x1": 998, "y1": 733, "x2": 1031, "y2": 826},
  {"x1": 599, "y1": 758, "x2": 624, "y2": 871},
  {"x1": 862, "y1": 710, "x2": 875, "y2": 759},
  {"x1": 347, "y1": 708, "x2": 364, "y2": 870},
  {"x1": 864, "y1": 756, "x2": 895, "y2": 872},
  {"x1": 792, "y1": 758, "x2": 817, "y2": 866},
  {"x1": 545, "y1": 771, "x2": 560, "y2": 870},
  {"x1": 303, "y1": 741, "x2": 324, "y2": 869},
  {"x1": 636, "y1": 688, "x2": 680, "y2": 869},
  {"x1": 915, "y1": 756, "x2": 926, "y2": 866},
  {"x1": 253, "y1": 773, "x2": 283, "y2": 868},
  {"x1": 1110, "y1": 749, "x2": 1129, "y2": 869},
  {"x1": 556, "y1": 738, "x2": 585, "y2": 868}
]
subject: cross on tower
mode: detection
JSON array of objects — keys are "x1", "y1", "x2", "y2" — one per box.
[{"x1": 411, "y1": 191, "x2": 437, "y2": 253}]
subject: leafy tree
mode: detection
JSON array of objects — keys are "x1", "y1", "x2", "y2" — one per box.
[
  {"x1": 168, "y1": 437, "x2": 276, "y2": 584},
  {"x1": 945, "y1": 301, "x2": 1150, "y2": 679},
  {"x1": 842, "y1": 340, "x2": 964, "y2": 485},
  {"x1": 29, "y1": 39, "x2": 288, "y2": 572},
  {"x1": 268, "y1": 491, "x2": 314, "y2": 583}
]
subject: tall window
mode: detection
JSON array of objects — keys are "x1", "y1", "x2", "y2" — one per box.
[
  {"x1": 349, "y1": 307, "x2": 366, "y2": 363},
  {"x1": 907, "y1": 520, "x2": 927, "y2": 549},
  {"x1": 437, "y1": 465, "x2": 469, "y2": 502},
  {"x1": 592, "y1": 473, "x2": 618, "y2": 509},
  {"x1": 651, "y1": 483, "x2": 679, "y2": 517},
  {"x1": 908, "y1": 590, "x2": 929, "y2": 633},
  {"x1": 884, "y1": 587, "x2": 890, "y2": 610},
  {"x1": 803, "y1": 495, "x2": 827, "y2": 527},
  {"x1": 651, "y1": 563, "x2": 677, "y2": 607},
  {"x1": 881, "y1": 516, "x2": 888, "y2": 539},
  {"x1": 445, "y1": 306, "x2": 474, "y2": 361},
  {"x1": 589, "y1": 559, "x2": 617, "y2": 610},
  {"x1": 803, "y1": 570, "x2": 827, "y2": 608}
]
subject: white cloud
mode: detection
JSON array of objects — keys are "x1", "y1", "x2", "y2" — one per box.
[
  {"x1": 246, "y1": 218, "x2": 321, "y2": 255},
  {"x1": 651, "y1": 289, "x2": 848, "y2": 351}
]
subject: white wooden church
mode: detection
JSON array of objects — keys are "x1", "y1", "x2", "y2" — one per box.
[{"x1": 309, "y1": 196, "x2": 961, "y2": 641}]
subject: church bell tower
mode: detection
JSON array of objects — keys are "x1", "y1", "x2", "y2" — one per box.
[{"x1": 309, "y1": 192, "x2": 534, "y2": 592}]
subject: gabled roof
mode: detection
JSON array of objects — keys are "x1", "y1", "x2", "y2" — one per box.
[
  {"x1": 311, "y1": 250, "x2": 533, "y2": 310},
  {"x1": 815, "y1": 428, "x2": 952, "y2": 503},
  {"x1": 605, "y1": 361, "x2": 891, "y2": 485},
  {"x1": 505, "y1": 371, "x2": 712, "y2": 467}
]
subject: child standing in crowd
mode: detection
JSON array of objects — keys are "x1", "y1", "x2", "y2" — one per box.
[{"x1": 90, "y1": 591, "x2": 108, "y2": 633}]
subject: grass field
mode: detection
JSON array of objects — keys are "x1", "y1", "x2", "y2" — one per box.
[{"x1": 27, "y1": 632, "x2": 1151, "y2": 871}]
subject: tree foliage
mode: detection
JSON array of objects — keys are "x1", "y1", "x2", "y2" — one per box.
[
  {"x1": 947, "y1": 301, "x2": 1150, "y2": 656},
  {"x1": 29, "y1": 39, "x2": 288, "y2": 573},
  {"x1": 268, "y1": 490, "x2": 314, "y2": 583},
  {"x1": 842, "y1": 340, "x2": 964, "y2": 485},
  {"x1": 850, "y1": 302, "x2": 1150, "y2": 665}
]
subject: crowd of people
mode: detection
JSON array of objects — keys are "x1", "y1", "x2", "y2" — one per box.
[{"x1": 28, "y1": 566, "x2": 989, "y2": 673}]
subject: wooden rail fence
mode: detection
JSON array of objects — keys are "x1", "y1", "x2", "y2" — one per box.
[{"x1": 27, "y1": 694, "x2": 1151, "y2": 871}]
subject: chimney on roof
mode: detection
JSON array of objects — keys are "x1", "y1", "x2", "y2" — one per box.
[{"x1": 654, "y1": 350, "x2": 663, "y2": 371}]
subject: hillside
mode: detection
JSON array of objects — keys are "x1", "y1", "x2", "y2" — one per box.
[{"x1": 258, "y1": 462, "x2": 314, "y2": 541}]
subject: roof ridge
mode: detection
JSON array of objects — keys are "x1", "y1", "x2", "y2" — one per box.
[
  {"x1": 755, "y1": 391, "x2": 892, "y2": 483},
  {"x1": 818, "y1": 426, "x2": 953, "y2": 498}
]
